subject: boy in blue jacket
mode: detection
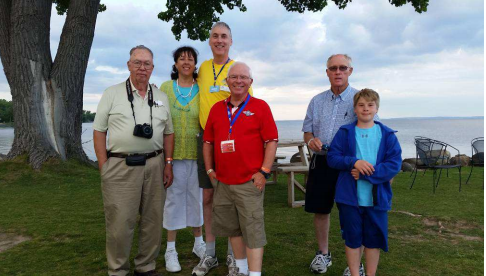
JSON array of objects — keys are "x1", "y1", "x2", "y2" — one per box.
[{"x1": 327, "y1": 89, "x2": 402, "y2": 276}]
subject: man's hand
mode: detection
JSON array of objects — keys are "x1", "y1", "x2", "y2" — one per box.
[
  {"x1": 98, "y1": 158, "x2": 108, "y2": 171},
  {"x1": 208, "y1": 171, "x2": 218, "y2": 183},
  {"x1": 351, "y1": 169, "x2": 360, "y2": 180},
  {"x1": 354, "y1": 160, "x2": 375, "y2": 176},
  {"x1": 163, "y1": 164, "x2": 173, "y2": 189},
  {"x1": 93, "y1": 130, "x2": 108, "y2": 174},
  {"x1": 251, "y1": 172, "x2": 266, "y2": 191},
  {"x1": 307, "y1": 137, "x2": 323, "y2": 153}
]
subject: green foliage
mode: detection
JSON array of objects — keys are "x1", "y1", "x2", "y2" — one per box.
[
  {"x1": 389, "y1": 0, "x2": 428, "y2": 13},
  {"x1": 0, "y1": 160, "x2": 482, "y2": 275},
  {"x1": 82, "y1": 110, "x2": 96, "y2": 123},
  {"x1": 53, "y1": 0, "x2": 106, "y2": 15},
  {"x1": 0, "y1": 99, "x2": 13, "y2": 123},
  {"x1": 159, "y1": 0, "x2": 429, "y2": 41},
  {"x1": 159, "y1": 0, "x2": 247, "y2": 41}
]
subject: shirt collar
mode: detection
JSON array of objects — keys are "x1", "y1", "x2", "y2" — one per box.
[
  {"x1": 225, "y1": 96, "x2": 248, "y2": 108},
  {"x1": 129, "y1": 77, "x2": 149, "y2": 96},
  {"x1": 331, "y1": 84, "x2": 352, "y2": 101}
]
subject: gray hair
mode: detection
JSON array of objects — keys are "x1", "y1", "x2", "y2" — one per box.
[
  {"x1": 129, "y1": 45, "x2": 154, "y2": 58},
  {"x1": 327, "y1": 54, "x2": 352, "y2": 68},
  {"x1": 227, "y1": 61, "x2": 252, "y2": 79},
  {"x1": 210, "y1": 22, "x2": 232, "y2": 38}
]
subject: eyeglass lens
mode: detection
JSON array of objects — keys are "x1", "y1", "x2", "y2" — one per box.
[{"x1": 328, "y1": 66, "x2": 349, "y2": 72}]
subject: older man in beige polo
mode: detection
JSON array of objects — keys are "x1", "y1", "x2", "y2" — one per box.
[{"x1": 93, "y1": 45, "x2": 174, "y2": 276}]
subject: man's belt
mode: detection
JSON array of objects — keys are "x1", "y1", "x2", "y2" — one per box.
[{"x1": 108, "y1": 149, "x2": 163, "y2": 159}]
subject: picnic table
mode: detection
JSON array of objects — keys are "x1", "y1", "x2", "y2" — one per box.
[{"x1": 270, "y1": 140, "x2": 311, "y2": 208}]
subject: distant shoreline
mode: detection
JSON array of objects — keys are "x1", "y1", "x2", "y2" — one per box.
[
  {"x1": 0, "y1": 117, "x2": 483, "y2": 128},
  {"x1": 277, "y1": 116, "x2": 484, "y2": 122},
  {"x1": 0, "y1": 123, "x2": 13, "y2": 128}
]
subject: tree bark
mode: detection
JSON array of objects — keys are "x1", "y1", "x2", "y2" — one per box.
[{"x1": 0, "y1": 0, "x2": 100, "y2": 169}]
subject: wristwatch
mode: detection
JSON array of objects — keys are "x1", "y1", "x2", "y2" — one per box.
[
  {"x1": 165, "y1": 157, "x2": 173, "y2": 165},
  {"x1": 259, "y1": 169, "x2": 271, "y2": 179},
  {"x1": 206, "y1": 169, "x2": 214, "y2": 175}
]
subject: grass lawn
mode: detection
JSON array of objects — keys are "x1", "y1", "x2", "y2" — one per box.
[{"x1": 0, "y1": 157, "x2": 483, "y2": 275}]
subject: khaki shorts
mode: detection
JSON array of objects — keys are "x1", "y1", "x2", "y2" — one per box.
[
  {"x1": 197, "y1": 128, "x2": 213, "y2": 189},
  {"x1": 211, "y1": 180, "x2": 266, "y2": 249}
]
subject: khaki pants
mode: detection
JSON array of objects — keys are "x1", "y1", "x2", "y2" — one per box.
[
  {"x1": 101, "y1": 155, "x2": 166, "y2": 276},
  {"x1": 211, "y1": 180, "x2": 267, "y2": 249}
]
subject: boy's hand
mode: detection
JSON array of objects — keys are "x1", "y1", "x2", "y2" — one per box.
[
  {"x1": 351, "y1": 169, "x2": 360, "y2": 180},
  {"x1": 354, "y1": 160, "x2": 374, "y2": 176}
]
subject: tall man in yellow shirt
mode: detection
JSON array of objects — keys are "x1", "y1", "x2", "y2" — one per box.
[{"x1": 193, "y1": 22, "x2": 252, "y2": 276}]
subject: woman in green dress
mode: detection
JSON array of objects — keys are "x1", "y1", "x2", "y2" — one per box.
[{"x1": 159, "y1": 46, "x2": 205, "y2": 273}]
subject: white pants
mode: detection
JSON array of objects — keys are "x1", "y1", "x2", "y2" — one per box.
[{"x1": 163, "y1": 159, "x2": 203, "y2": 230}]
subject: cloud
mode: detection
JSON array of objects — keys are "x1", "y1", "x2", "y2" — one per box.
[
  {"x1": 0, "y1": 0, "x2": 483, "y2": 120},
  {"x1": 94, "y1": 65, "x2": 128, "y2": 75}
]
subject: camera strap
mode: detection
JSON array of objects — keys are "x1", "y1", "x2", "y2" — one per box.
[{"x1": 126, "y1": 78, "x2": 153, "y2": 127}]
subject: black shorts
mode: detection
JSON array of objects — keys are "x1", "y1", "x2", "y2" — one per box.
[
  {"x1": 197, "y1": 128, "x2": 213, "y2": 189},
  {"x1": 304, "y1": 154, "x2": 340, "y2": 214}
]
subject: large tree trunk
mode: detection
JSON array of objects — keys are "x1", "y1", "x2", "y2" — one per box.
[{"x1": 0, "y1": 0, "x2": 100, "y2": 169}]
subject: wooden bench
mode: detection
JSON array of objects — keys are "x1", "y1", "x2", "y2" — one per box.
[
  {"x1": 267, "y1": 155, "x2": 286, "y2": 185},
  {"x1": 277, "y1": 165, "x2": 308, "y2": 208}
]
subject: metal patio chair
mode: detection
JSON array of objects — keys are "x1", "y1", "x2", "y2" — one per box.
[
  {"x1": 409, "y1": 136, "x2": 435, "y2": 178},
  {"x1": 466, "y1": 137, "x2": 484, "y2": 185},
  {"x1": 410, "y1": 137, "x2": 462, "y2": 193}
]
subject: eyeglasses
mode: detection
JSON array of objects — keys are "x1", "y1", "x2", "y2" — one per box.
[
  {"x1": 228, "y1": 75, "x2": 251, "y2": 81},
  {"x1": 131, "y1": 60, "x2": 153, "y2": 69},
  {"x1": 328, "y1": 66, "x2": 350, "y2": 72}
]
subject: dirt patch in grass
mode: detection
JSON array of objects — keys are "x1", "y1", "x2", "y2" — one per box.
[
  {"x1": 391, "y1": 210, "x2": 423, "y2": 217},
  {"x1": 422, "y1": 217, "x2": 483, "y2": 243},
  {"x1": 391, "y1": 211, "x2": 483, "y2": 244},
  {"x1": 0, "y1": 232, "x2": 31, "y2": 253}
]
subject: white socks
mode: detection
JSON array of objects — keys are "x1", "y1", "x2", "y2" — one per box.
[
  {"x1": 227, "y1": 238, "x2": 234, "y2": 255},
  {"x1": 235, "y1": 258, "x2": 248, "y2": 274},
  {"x1": 249, "y1": 272, "x2": 261, "y2": 276},
  {"x1": 194, "y1": 235, "x2": 204, "y2": 245},
  {"x1": 166, "y1": 241, "x2": 176, "y2": 251}
]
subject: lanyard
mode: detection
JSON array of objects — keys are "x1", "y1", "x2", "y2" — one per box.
[
  {"x1": 125, "y1": 78, "x2": 153, "y2": 126},
  {"x1": 226, "y1": 94, "x2": 250, "y2": 138},
  {"x1": 212, "y1": 58, "x2": 230, "y2": 86}
]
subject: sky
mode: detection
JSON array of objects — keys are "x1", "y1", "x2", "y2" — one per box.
[{"x1": 0, "y1": 0, "x2": 484, "y2": 120}]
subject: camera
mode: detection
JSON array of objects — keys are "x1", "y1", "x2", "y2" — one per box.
[{"x1": 133, "y1": 123, "x2": 153, "y2": 139}]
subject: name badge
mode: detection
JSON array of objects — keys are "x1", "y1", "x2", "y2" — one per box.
[
  {"x1": 221, "y1": 140, "x2": 235, "y2": 153},
  {"x1": 219, "y1": 85, "x2": 230, "y2": 92},
  {"x1": 209, "y1": 85, "x2": 220, "y2": 93}
]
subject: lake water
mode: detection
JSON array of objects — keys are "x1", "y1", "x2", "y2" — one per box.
[{"x1": 0, "y1": 118, "x2": 483, "y2": 161}]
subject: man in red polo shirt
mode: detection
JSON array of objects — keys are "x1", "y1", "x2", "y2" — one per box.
[{"x1": 203, "y1": 61, "x2": 278, "y2": 276}]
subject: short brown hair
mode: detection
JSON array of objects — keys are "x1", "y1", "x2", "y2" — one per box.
[{"x1": 354, "y1": 88, "x2": 380, "y2": 108}]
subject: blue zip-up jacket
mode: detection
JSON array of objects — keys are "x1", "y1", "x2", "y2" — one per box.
[{"x1": 327, "y1": 121, "x2": 402, "y2": 211}]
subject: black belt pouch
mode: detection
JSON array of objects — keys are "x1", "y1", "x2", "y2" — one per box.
[{"x1": 126, "y1": 155, "x2": 146, "y2": 166}]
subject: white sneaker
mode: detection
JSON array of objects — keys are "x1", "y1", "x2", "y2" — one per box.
[
  {"x1": 226, "y1": 254, "x2": 237, "y2": 274},
  {"x1": 192, "y1": 241, "x2": 207, "y2": 259},
  {"x1": 310, "y1": 251, "x2": 332, "y2": 274},
  {"x1": 343, "y1": 263, "x2": 365, "y2": 276},
  {"x1": 192, "y1": 254, "x2": 219, "y2": 276},
  {"x1": 165, "y1": 249, "x2": 181, "y2": 273}
]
